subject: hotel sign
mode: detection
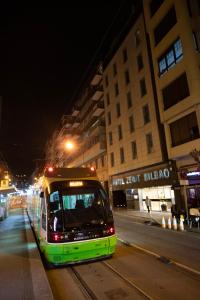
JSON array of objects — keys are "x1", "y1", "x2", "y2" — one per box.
[{"x1": 112, "y1": 163, "x2": 177, "y2": 190}]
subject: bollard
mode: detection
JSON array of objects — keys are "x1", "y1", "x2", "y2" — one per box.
[
  {"x1": 162, "y1": 216, "x2": 166, "y2": 229},
  {"x1": 179, "y1": 217, "x2": 184, "y2": 231},
  {"x1": 168, "y1": 217, "x2": 172, "y2": 229},
  {"x1": 173, "y1": 216, "x2": 177, "y2": 230}
]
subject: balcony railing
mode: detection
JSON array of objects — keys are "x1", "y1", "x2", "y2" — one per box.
[{"x1": 61, "y1": 115, "x2": 75, "y2": 127}]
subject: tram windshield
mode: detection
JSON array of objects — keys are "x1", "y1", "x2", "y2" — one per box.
[{"x1": 48, "y1": 182, "x2": 111, "y2": 232}]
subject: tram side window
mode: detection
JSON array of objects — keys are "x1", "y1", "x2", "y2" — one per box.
[{"x1": 41, "y1": 193, "x2": 46, "y2": 230}]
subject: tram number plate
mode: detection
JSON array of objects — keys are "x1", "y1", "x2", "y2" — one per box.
[{"x1": 74, "y1": 236, "x2": 89, "y2": 241}]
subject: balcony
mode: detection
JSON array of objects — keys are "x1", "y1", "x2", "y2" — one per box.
[
  {"x1": 72, "y1": 117, "x2": 81, "y2": 128},
  {"x1": 61, "y1": 115, "x2": 75, "y2": 128},
  {"x1": 83, "y1": 116, "x2": 98, "y2": 132},
  {"x1": 90, "y1": 63, "x2": 103, "y2": 86},
  {"x1": 91, "y1": 84, "x2": 103, "y2": 101},
  {"x1": 71, "y1": 105, "x2": 80, "y2": 117},
  {"x1": 92, "y1": 100, "x2": 104, "y2": 117}
]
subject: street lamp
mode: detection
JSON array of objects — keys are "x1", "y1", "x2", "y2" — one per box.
[{"x1": 65, "y1": 141, "x2": 74, "y2": 151}]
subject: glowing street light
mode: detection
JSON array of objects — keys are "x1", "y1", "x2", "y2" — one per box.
[{"x1": 65, "y1": 141, "x2": 74, "y2": 150}]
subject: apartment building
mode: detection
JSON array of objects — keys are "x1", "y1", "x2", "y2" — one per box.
[
  {"x1": 46, "y1": 65, "x2": 109, "y2": 191},
  {"x1": 103, "y1": 11, "x2": 179, "y2": 212},
  {"x1": 143, "y1": 0, "x2": 200, "y2": 214}
]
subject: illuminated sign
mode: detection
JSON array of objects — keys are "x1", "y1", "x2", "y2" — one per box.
[
  {"x1": 112, "y1": 168, "x2": 171, "y2": 186},
  {"x1": 69, "y1": 181, "x2": 83, "y2": 187},
  {"x1": 187, "y1": 172, "x2": 200, "y2": 177}
]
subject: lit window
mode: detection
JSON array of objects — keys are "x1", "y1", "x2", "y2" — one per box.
[
  {"x1": 158, "y1": 38, "x2": 183, "y2": 76},
  {"x1": 159, "y1": 58, "x2": 167, "y2": 74},
  {"x1": 166, "y1": 50, "x2": 175, "y2": 67},
  {"x1": 174, "y1": 39, "x2": 183, "y2": 58}
]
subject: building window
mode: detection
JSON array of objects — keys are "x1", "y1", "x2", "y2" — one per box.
[
  {"x1": 158, "y1": 38, "x2": 183, "y2": 76},
  {"x1": 113, "y1": 63, "x2": 117, "y2": 76},
  {"x1": 107, "y1": 111, "x2": 111, "y2": 125},
  {"x1": 135, "y1": 29, "x2": 141, "y2": 47},
  {"x1": 137, "y1": 53, "x2": 144, "y2": 71},
  {"x1": 108, "y1": 131, "x2": 113, "y2": 145},
  {"x1": 129, "y1": 115, "x2": 135, "y2": 133},
  {"x1": 127, "y1": 91, "x2": 132, "y2": 109},
  {"x1": 95, "y1": 159, "x2": 98, "y2": 169},
  {"x1": 118, "y1": 124, "x2": 123, "y2": 140},
  {"x1": 186, "y1": 0, "x2": 192, "y2": 17},
  {"x1": 110, "y1": 152, "x2": 114, "y2": 167},
  {"x1": 146, "y1": 133, "x2": 153, "y2": 154},
  {"x1": 105, "y1": 75, "x2": 109, "y2": 87},
  {"x1": 143, "y1": 104, "x2": 150, "y2": 124},
  {"x1": 154, "y1": 6, "x2": 177, "y2": 45},
  {"x1": 150, "y1": 0, "x2": 164, "y2": 17},
  {"x1": 106, "y1": 93, "x2": 110, "y2": 106},
  {"x1": 116, "y1": 102, "x2": 121, "y2": 118},
  {"x1": 131, "y1": 141, "x2": 137, "y2": 159},
  {"x1": 162, "y1": 73, "x2": 190, "y2": 110},
  {"x1": 170, "y1": 112, "x2": 199, "y2": 147},
  {"x1": 120, "y1": 147, "x2": 125, "y2": 164},
  {"x1": 140, "y1": 78, "x2": 147, "y2": 97},
  {"x1": 115, "y1": 82, "x2": 119, "y2": 96},
  {"x1": 124, "y1": 70, "x2": 130, "y2": 85},
  {"x1": 192, "y1": 31, "x2": 200, "y2": 52},
  {"x1": 123, "y1": 48, "x2": 128, "y2": 62},
  {"x1": 101, "y1": 155, "x2": 104, "y2": 167}
]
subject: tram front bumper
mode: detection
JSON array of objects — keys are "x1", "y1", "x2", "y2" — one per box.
[{"x1": 43, "y1": 235, "x2": 117, "y2": 265}]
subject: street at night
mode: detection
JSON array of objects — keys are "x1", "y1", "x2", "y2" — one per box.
[{"x1": 1, "y1": 0, "x2": 200, "y2": 299}]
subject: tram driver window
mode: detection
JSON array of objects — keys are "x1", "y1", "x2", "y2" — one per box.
[{"x1": 49, "y1": 191, "x2": 61, "y2": 212}]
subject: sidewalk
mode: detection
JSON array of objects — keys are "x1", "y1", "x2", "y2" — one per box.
[
  {"x1": 113, "y1": 208, "x2": 200, "y2": 233},
  {"x1": 113, "y1": 208, "x2": 171, "y2": 224},
  {"x1": 0, "y1": 209, "x2": 53, "y2": 300}
]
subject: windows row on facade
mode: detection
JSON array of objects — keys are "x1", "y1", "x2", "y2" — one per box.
[
  {"x1": 109, "y1": 132, "x2": 154, "y2": 167},
  {"x1": 107, "y1": 104, "x2": 150, "y2": 130}
]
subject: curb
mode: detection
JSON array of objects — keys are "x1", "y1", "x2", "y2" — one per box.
[{"x1": 24, "y1": 212, "x2": 54, "y2": 300}]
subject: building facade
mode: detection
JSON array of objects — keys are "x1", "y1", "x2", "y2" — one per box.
[
  {"x1": 46, "y1": 65, "x2": 109, "y2": 192},
  {"x1": 103, "y1": 12, "x2": 179, "y2": 212},
  {"x1": 143, "y1": 0, "x2": 200, "y2": 215}
]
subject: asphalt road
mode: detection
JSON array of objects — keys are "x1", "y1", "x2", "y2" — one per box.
[{"x1": 114, "y1": 213, "x2": 200, "y2": 272}]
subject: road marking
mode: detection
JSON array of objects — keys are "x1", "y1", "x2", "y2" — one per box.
[{"x1": 118, "y1": 237, "x2": 200, "y2": 276}]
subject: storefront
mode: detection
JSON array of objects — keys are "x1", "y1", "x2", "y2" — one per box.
[
  {"x1": 179, "y1": 167, "x2": 200, "y2": 210},
  {"x1": 110, "y1": 161, "x2": 179, "y2": 212}
]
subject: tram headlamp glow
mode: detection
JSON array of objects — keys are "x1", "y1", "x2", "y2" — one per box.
[{"x1": 69, "y1": 181, "x2": 83, "y2": 187}]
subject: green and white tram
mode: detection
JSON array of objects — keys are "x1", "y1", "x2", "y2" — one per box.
[{"x1": 28, "y1": 167, "x2": 116, "y2": 266}]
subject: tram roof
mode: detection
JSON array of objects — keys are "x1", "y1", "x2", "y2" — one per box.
[{"x1": 43, "y1": 167, "x2": 97, "y2": 180}]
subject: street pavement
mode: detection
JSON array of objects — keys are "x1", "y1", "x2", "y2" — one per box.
[{"x1": 0, "y1": 209, "x2": 53, "y2": 300}]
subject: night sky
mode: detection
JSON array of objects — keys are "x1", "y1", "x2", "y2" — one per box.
[{"x1": 0, "y1": 1, "x2": 132, "y2": 177}]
